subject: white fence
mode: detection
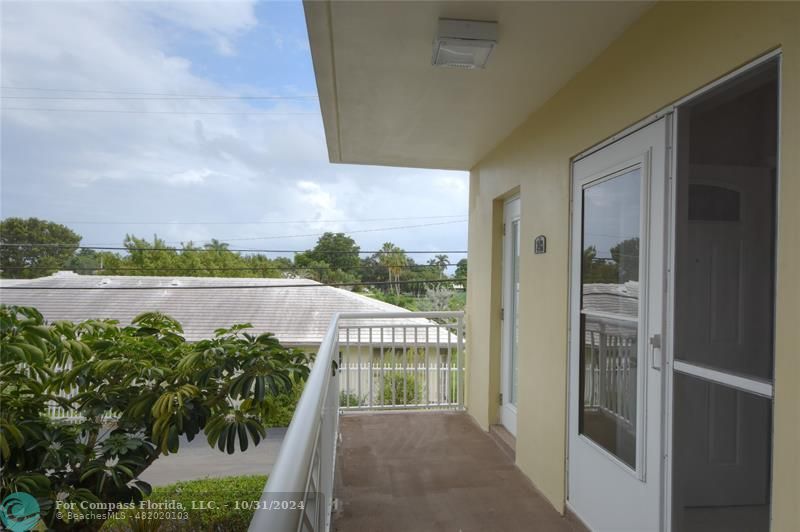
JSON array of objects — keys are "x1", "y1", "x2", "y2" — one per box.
[
  {"x1": 338, "y1": 315, "x2": 464, "y2": 410},
  {"x1": 583, "y1": 328, "x2": 637, "y2": 431}
]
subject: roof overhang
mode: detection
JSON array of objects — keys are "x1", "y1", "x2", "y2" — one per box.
[{"x1": 304, "y1": 1, "x2": 652, "y2": 170}]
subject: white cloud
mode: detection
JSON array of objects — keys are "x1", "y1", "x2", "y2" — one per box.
[
  {"x1": 165, "y1": 168, "x2": 212, "y2": 186},
  {"x1": 433, "y1": 175, "x2": 468, "y2": 198},
  {"x1": 1, "y1": 1, "x2": 468, "y2": 257},
  {"x1": 136, "y1": 1, "x2": 257, "y2": 56},
  {"x1": 295, "y1": 181, "x2": 346, "y2": 230},
  {"x1": 139, "y1": 1, "x2": 257, "y2": 35}
]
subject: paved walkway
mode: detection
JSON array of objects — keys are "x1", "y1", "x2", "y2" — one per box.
[
  {"x1": 333, "y1": 411, "x2": 586, "y2": 532},
  {"x1": 140, "y1": 428, "x2": 286, "y2": 486}
]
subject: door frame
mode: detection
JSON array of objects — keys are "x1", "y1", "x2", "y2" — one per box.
[
  {"x1": 565, "y1": 49, "x2": 782, "y2": 532},
  {"x1": 500, "y1": 195, "x2": 521, "y2": 436},
  {"x1": 567, "y1": 118, "x2": 668, "y2": 531}
]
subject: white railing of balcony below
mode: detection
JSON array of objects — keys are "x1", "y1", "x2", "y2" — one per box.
[
  {"x1": 249, "y1": 311, "x2": 465, "y2": 532},
  {"x1": 583, "y1": 328, "x2": 637, "y2": 431}
]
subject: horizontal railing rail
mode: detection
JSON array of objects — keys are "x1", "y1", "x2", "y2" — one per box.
[{"x1": 250, "y1": 311, "x2": 465, "y2": 532}]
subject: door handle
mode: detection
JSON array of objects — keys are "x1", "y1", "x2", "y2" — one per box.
[{"x1": 649, "y1": 334, "x2": 662, "y2": 370}]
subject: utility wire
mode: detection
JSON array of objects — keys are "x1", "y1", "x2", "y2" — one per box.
[
  {"x1": 0, "y1": 278, "x2": 466, "y2": 291},
  {"x1": 1, "y1": 264, "x2": 457, "y2": 272},
  {"x1": 0, "y1": 245, "x2": 467, "y2": 254},
  {"x1": 0, "y1": 220, "x2": 467, "y2": 248},
  {"x1": 1, "y1": 86, "x2": 318, "y2": 99},
  {"x1": 51, "y1": 214, "x2": 467, "y2": 226},
  {"x1": 1, "y1": 107, "x2": 318, "y2": 116},
  {"x1": 166, "y1": 219, "x2": 466, "y2": 244},
  {"x1": 1, "y1": 96, "x2": 317, "y2": 101}
]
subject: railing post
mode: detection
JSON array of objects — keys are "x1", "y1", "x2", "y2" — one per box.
[
  {"x1": 368, "y1": 327, "x2": 373, "y2": 409},
  {"x1": 457, "y1": 314, "x2": 465, "y2": 408}
]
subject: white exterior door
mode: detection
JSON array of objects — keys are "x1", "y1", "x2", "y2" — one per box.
[
  {"x1": 500, "y1": 196, "x2": 520, "y2": 436},
  {"x1": 568, "y1": 118, "x2": 668, "y2": 531}
]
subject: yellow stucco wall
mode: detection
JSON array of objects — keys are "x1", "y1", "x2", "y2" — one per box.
[{"x1": 465, "y1": 2, "x2": 799, "y2": 530}]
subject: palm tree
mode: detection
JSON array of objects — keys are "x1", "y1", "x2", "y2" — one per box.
[
  {"x1": 377, "y1": 242, "x2": 407, "y2": 295},
  {"x1": 203, "y1": 239, "x2": 230, "y2": 251},
  {"x1": 433, "y1": 254, "x2": 450, "y2": 278}
]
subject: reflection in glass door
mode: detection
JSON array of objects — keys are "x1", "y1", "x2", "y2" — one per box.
[{"x1": 580, "y1": 167, "x2": 641, "y2": 469}]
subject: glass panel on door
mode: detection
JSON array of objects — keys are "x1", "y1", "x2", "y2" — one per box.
[
  {"x1": 510, "y1": 218, "x2": 520, "y2": 405},
  {"x1": 579, "y1": 167, "x2": 641, "y2": 469},
  {"x1": 500, "y1": 197, "x2": 520, "y2": 436}
]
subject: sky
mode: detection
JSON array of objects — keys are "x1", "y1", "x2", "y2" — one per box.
[{"x1": 0, "y1": 1, "x2": 468, "y2": 265}]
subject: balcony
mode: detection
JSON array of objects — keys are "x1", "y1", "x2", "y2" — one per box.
[{"x1": 250, "y1": 312, "x2": 585, "y2": 532}]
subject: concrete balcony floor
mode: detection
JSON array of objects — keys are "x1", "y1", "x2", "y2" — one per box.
[{"x1": 333, "y1": 411, "x2": 587, "y2": 532}]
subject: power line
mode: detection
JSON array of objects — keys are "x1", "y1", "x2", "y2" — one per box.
[
  {"x1": 172, "y1": 219, "x2": 467, "y2": 244},
  {"x1": 0, "y1": 220, "x2": 468, "y2": 250},
  {"x1": 0, "y1": 278, "x2": 466, "y2": 291},
  {"x1": 1, "y1": 86, "x2": 318, "y2": 99},
  {"x1": 1, "y1": 96, "x2": 317, "y2": 102},
  {"x1": 1, "y1": 107, "x2": 318, "y2": 116},
  {"x1": 51, "y1": 214, "x2": 467, "y2": 226},
  {"x1": 0, "y1": 244, "x2": 467, "y2": 254},
  {"x1": 1, "y1": 264, "x2": 457, "y2": 272}
]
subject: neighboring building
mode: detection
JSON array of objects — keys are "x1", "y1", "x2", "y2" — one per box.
[
  {"x1": 303, "y1": 3, "x2": 798, "y2": 531},
  {"x1": 0, "y1": 272, "x2": 457, "y2": 406},
  {"x1": 0, "y1": 271, "x2": 413, "y2": 347}
]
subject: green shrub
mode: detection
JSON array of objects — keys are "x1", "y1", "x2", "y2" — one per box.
[
  {"x1": 380, "y1": 372, "x2": 423, "y2": 406},
  {"x1": 265, "y1": 381, "x2": 304, "y2": 427},
  {"x1": 0, "y1": 305, "x2": 309, "y2": 531},
  {"x1": 103, "y1": 475, "x2": 267, "y2": 532},
  {"x1": 339, "y1": 390, "x2": 365, "y2": 407},
  {"x1": 364, "y1": 291, "x2": 420, "y2": 311}
]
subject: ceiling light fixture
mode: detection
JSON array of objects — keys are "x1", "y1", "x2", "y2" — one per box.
[{"x1": 432, "y1": 18, "x2": 498, "y2": 70}]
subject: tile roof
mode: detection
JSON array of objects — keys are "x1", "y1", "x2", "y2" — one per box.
[
  {"x1": 0, "y1": 272, "x2": 428, "y2": 346},
  {"x1": 582, "y1": 281, "x2": 639, "y2": 320}
]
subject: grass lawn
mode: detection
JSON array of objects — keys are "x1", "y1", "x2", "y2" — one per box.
[{"x1": 103, "y1": 475, "x2": 267, "y2": 531}]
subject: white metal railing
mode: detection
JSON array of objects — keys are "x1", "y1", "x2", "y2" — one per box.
[
  {"x1": 583, "y1": 329, "x2": 637, "y2": 431},
  {"x1": 338, "y1": 313, "x2": 465, "y2": 410},
  {"x1": 45, "y1": 363, "x2": 119, "y2": 423},
  {"x1": 47, "y1": 383, "x2": 82, "y2": 421},
  {"x1": 250, "y1": 311, "x2": 465, "y2": 532}
]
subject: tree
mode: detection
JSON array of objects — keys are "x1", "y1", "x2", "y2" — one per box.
[
  {"x1": 122, "y1": 234, "x2": 178, "y2": 275},
  {"x1": 454, "y1": 258, "x2": 467, "y2": 286},
  {"x1": 94, "y1": 235, "x2": 287, "y2": 279},
  {"x1": 418, "y1": 285, "x2": 455, "y2": 311},
  {"x1": 358, "y1": 256, "x2": 387, "y2": 287},
  {"x1": 303, "y1": 232, "x2": 360, "y2": 273},
  {"x1": 403, "y1": 259, "x2": 443, "y2": 296},
  {"x1": 203, "y1": 239, "x2": 230, "y2": 252},
  {"x1": 64, "y1": 249, "x2": 102, "y2": 274},
  {"x1": 432, "y1": 254, "x2": 450, "y2": 278},
  {"x1": 581, "y1": 245, "x2": 619, "y2": 284},
  {"x1": 0, "y1": 218, "x2": 82, "y2": 279},
  {"x1": 376, "y1": 242, "x2": 408, "y2": 296},
  {"x1": 610, "y1": 237, "x2": 640, "y2": 282},
  {"x1": 243, "y1": 254, "x2": 285, "y2": 279},
  {"x1": 0, "y1": 306, "x2": 310, "y2": 531}
]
